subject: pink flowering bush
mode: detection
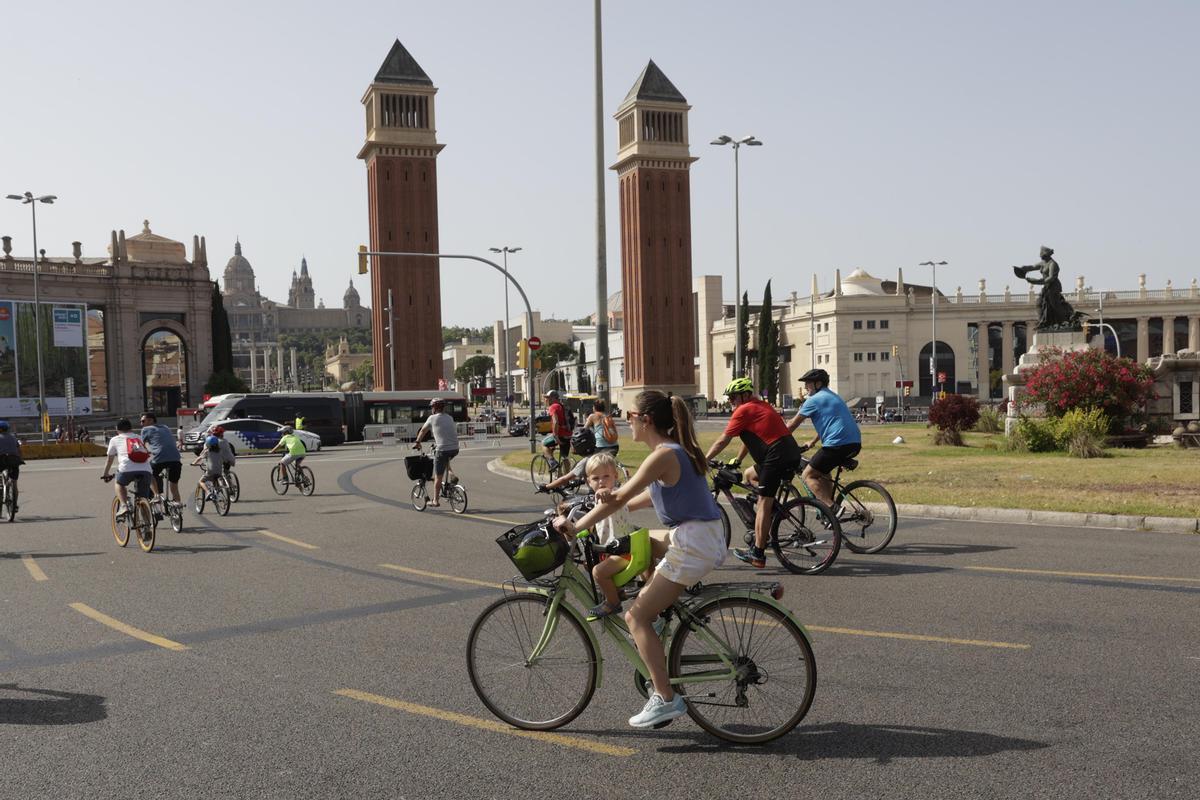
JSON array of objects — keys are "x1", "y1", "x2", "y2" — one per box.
[{"x1": 1021, "y1": 348, "x2": 1155, "y2": 429}]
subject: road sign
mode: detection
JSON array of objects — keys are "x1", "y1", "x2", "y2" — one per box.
[
  {"x1": 65, "y1": 377, "x2": 76, "y2": 415},
  {"x1": 527, "y1": 336, "x2": 542, "y2": 351},
  {"x1": 937, "y1": 371, "x2": 947, "y2": 383}
]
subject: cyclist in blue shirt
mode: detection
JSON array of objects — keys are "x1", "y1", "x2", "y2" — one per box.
[
  {"x1": 786, "y1": 368, "x2": 862, "y2": 508},
  {"x1": 140, "y1": 411, "x2": 183, "y2": 509}
]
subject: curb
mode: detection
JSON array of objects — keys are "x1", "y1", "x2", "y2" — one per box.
[{"x1": 486, "y1": 458, "x2": 1200, "y2": 535}]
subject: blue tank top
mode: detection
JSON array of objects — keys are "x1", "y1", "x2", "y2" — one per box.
[
  {"x1": 592, "y1": 420, "x2": 617, "y2": 450},
  {"x1": 648, "y1": 443, "x2": 722, "y2": 527}
]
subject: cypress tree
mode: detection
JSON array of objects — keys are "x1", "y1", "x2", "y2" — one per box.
[
  {"x1": 737, "y1": 291, "x2": 751, "y2": 379},
  {"x1": 757, "y1": 280, "x2": 779, "y2": 404}
]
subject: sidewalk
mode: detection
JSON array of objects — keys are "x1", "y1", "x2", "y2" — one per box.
[{"x1": 486, "y1": 458, "x2": 1200, "y2": 535}]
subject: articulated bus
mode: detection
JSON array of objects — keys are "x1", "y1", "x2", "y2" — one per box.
[{"x1": 357, "y1": 391, "x2": 469, "y2": 442}]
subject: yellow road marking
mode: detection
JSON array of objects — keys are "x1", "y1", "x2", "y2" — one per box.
[
  {"x1": 379, "y1": 564, "x2": 504, "y2": 589},
  {"x1": 258, "y1": 529, "x2": 319, "y2": 550},
  {"x1": 69, "y1": 602, "x2": 188, "y2": 651},
  {"x1": 805, "y1": 624, "x2": 1030, "y2": 650},
  {"x1": 22, "y1": 555, "x2": 48, "y2": 582},
  {"x1": 965, "y1": 565, "x2": 1200, "y2": 584},
  {"x1": 333, "y1": 689, "x2": 635, "y2": 757}
]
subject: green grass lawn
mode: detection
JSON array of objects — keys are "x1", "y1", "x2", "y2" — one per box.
[{"x1": 503, "y1": 424, "x2": 1200, "y2": 519}]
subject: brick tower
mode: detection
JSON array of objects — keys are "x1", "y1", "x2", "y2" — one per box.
[
  {"x1": 613, "y1": 61, "x2": 699, "y2": 405},
  {"x1": 359, "y1": 40, "x2": 444, "y2": 390}
]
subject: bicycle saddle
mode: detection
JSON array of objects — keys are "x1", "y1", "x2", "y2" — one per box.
[{"x1": 843, "y1": 458, "x2": 859, "y2": 471}]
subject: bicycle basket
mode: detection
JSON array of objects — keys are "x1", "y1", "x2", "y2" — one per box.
[
  {"x1": 497, "y1": 521, "x2": 569, "y2": 580},
  {"x1": 404, "y1": 454, "x2": 434, "y2": 481}
]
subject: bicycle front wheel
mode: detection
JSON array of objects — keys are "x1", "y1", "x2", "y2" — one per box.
[
  {"x1": 297, "y1": 466, "x2": 315, "y2": 496},
  {"x1": 771, "y1": 497, "x2": 842, "y2": 575},
  {"x1": 410, "y1": 483, "x2": 428, "y2": 511},
  {"x1": 715, "y1": 500, "x2": 732, "y2": 549},
  {"x1": 669, "y1": 596, "x2": 816, "y2": 744},
  {"x1": 135, "y1": 501, "x2": 156, "y2": 553},
  {"x1": 226, "y1": 471, "x2": 241, "y2": 502},
  {"x1": 466, "y1": 594, "x2": 597, "y2": 731},
  {"x1": 193, "y1": 485, "x2": 206, "y2": 514},
  {"x1": 449, "y1": 485, "x2": 468, "y2": 514},
  {"x1": 112, "y1": 497, "x2": 130, "y2": 547},
  {"x1": 169, "y1": 503, "x2": 184, "y2": 533},
  {"x1": 271, "y1": 465, "x2": 289, "y2": 495},
  {"x1": 837, "y1": 480, "x2": 897, "y2": 554},
  {"x1": 529, "y1": 455, "x2": 551, "y2": 486}
]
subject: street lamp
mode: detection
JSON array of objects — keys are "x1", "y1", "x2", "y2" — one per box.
[
  {"x1": 488, "y1": 246, "x2": 521, "y2": 428},
  {"x1": 6, "y1": 191, "x2": 57, "y2": 444},
  {"x1": 919, "y1": 260, "x2": 948, "y2": 396},
  {"x1": 711, "y1": 135, "x2": 762, "y2": 378}
]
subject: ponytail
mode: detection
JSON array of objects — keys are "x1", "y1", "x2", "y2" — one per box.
[{"x1": 669, "y1": 396, "x2": 707, "y2": 476}]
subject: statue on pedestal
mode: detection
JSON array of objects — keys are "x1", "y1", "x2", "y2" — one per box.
[{"x1": 1013, "y1": 246, "x2": 1083, "y2": 331}]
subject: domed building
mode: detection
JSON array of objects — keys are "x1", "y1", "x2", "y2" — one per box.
[{"x1": 219, "y1": 243, "x2": 370, "y2": 387}]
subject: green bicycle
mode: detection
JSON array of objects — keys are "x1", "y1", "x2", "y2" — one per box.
[{"x1": 467, "y1": 511, "x2": 817, "y2": 744}]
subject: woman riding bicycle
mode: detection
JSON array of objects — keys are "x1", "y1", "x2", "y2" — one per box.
[
  {"x1": 555, "y1": 390, "x2": 725, "y2": 729},
  {"x1": 413, "y1": 399, "x2": 458, "y2": 507}
]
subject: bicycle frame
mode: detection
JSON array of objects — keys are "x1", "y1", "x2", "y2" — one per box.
[{"x1": 710, "y1": 467, "x2": 792, "y2": 530}]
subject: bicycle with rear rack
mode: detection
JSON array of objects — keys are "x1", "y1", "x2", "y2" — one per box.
[
  {"x1": 466, "y1": 496, "x2": 817, "y2": 744},
  {"x1": 788, "y1": 450, "x2": 897, "y2": 554},
  {"x1": 405, "y1": 446, "x2": 467, "y2": 513},
  {"x1": 102, "y1": 475, "x2": 156, "y2": 552},
  {"x1": 709, "y1": 459, "x2": 843, "y2": 574}
]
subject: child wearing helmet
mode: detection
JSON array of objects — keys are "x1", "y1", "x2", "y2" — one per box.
[
  {"x1": 211, "y1": 426, "x2": 237, "y2": 474},
  {"x1": 190, "y1": 434, "x2": 225, "y2": 500},
  {"x1": 268, "y1": 426, "x2": 307, "y2": 474}
]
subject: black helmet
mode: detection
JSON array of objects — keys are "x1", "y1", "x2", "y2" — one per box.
[
  {"x1": 799, "y1": 368, "x2": 830, "y2": 386},
  {"x1": 544, "y1": 389, "x2": 560, "y2": 400}
]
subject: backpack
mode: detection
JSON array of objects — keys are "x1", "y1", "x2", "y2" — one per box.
[
  {"x1": 599, "y1": 415, "x2": 618, "y2": 444},
  {"x1": 125, "y1": 435, "x2": 151, "y2": 463},
  {"x1": 571, "y1": 427, "x2": 597, "y2": 457}
]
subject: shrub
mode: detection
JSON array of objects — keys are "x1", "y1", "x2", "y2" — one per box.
[
  {"x1": 933, "y1": 428, "x2": 964, "y2": 446},
  {"x1": 1021, "y1": 347, "x2": 1155, "y2": 427},
  {"x1": 1053, "y1": 408, "x2": 1110, "y2": 451},
  {"x1": 1015, "y1": 417, "x2": 1057, "y2": 452},
  {"x1": 928, "y1": 394, "x2": 981, "y2": 438},
  {"x1": 1066, "y1": 429, "x2": 1107, "y2": 458},
  {"x1": 975, "y1": 407, "x2": 1003, "y2": 433}
]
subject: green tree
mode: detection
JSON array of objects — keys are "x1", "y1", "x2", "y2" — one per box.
[
  {"x1": 756, "y1": 280, "x2": 779, "y2": 404},
  {"x1": 442, "y1": 325, "x2": 492, "y2": 345},
  {"x1": 348, "y1": 361, "x2": 373, "y2": 390},
  {"x1": 537, "y1": 341, "x2": 576, "y2": 390},
  {"x1": 737, "y1": 291, "x2": 751, "y2": 380},
  {"x1": 204, "y1": 369, "x2": 248, "y2": 395},
  {"x1": 454, "y1": 354, "x2": 494, "y2": 386},
  {"x1": 576, "y1": 341, "x2": 590, "y2": 394},
  {"x1": 210, "y1": 281, "x2": 233, "y2": 373}
]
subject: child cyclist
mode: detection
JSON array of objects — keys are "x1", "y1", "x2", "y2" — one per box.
[
  {"x1": 268, "y1": 426, "x2": 307, "y2": 477},
  {"x1": 190, "y1": 435, "x2": 224, "y2": 499},
  {"x1": 576, "y1": 452, "x2": 654, "y2": 620},
  {"x1": 555, "y1": 390, "x2": 725, "y2": 729}
]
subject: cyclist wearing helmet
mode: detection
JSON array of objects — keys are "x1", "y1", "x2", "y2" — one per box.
[
  {"x1": 0, "y1": 420, "x2": 24, "y2": 513},
  {"x1": 210, "y1": 426, "x2": 237, "y2": 474},
  {"x1": 102, "y1": 418, "x2": 154, "y2": 518},
  {"x1": 414, "y1": 399, "x2": 458, "y2": 507},
  {"x1": 786, "y1": 368, "x2": 861, "y2": 508},
  {"x1": 705, "y1": 376, "x2": 804, "y2": 568},
  {"x1": 268, "y1": 425, "x2": 307, "y2": 473},
  {"x1": 190, "y1": 434, "x2": 225, "y2": 499},
  {"x1": 140, "y1": 411, "x2": 183, "y2": 508}
]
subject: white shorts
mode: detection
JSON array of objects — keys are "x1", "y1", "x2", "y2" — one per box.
[{"x1": 655, "y1": 518, "x2": 727, "y2": 587}]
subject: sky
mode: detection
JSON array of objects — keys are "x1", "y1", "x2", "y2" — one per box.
[{"x1": 4, "y1": 1, "x2": 1198, "y2": 326}]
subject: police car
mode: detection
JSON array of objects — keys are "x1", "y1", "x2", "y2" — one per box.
[{"x1": 187, "y1": 418, "x2": 322, "y2": 455}]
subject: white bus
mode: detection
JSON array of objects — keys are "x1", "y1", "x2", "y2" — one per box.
[{"x1": 359, "y1": 391, "x2": 468, "y2": 442}]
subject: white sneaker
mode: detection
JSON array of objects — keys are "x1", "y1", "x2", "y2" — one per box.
[{"x1": 628, "y1": 692, "x2": 687, "y2": 728}]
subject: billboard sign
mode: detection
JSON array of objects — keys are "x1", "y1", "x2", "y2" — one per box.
[{"x1": 0, "y1": 300, "x2": 93, "y2": 417}]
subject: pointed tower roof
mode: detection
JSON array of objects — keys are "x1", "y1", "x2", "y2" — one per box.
[
  {"x1": 374, "y1": 39, "x2": 433, "y2": 86},
  {"x1": 300, "y1": 256, "x2": 309, "y2": 276},
  {"x1": 622, "y1": 60, "x2": 687, "y2": 105}
]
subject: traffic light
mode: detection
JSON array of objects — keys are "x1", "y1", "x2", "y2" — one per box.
[
  {"x1": 903, "y1": 385, "x2": 911, "y2": 397},
  {"x1": 891, "y1": 345, "x2": 899, "y2": 357},
  {"x1": 516, "y1": 338, "x2": 529, "y2": 369},
  {"x1": 357, "y1": 245, "x2": 368, "y2": 275}
]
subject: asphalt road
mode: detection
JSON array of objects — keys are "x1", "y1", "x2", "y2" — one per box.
[{"x1": 2, "y1": 441, "x2": 1197, "y2": 799}]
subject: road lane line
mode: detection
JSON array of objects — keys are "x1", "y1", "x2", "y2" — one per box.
[
  {"x1": 463, "y1": 513, "x2": 521, "y2": 525},
  {"x1": 964, "y1": 566, "x2": 1200, "y2": 584},
  {"x1": 69, "y1": 603, "x2": 188, "y2": 651},
  {"x1": 333, "y1": 689, "x2": 635, "y2": 757},
  {"x1": 379, "y1": 564, "x2": 503, "y2": 589},
  {"x1": 258, "y1": 529, "x2": 319, "y2": 550},
  {"x1": 805, "y1": 624, "x2": 1030, "y2": 650},
  {"x1": 22, "y1": 556, "x2": 48, "y2": 582}
]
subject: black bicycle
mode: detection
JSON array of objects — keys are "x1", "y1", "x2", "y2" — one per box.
[
  {"x1": 792, "y1": 454, "x2": 897, "y2": 554},
  {"x1": 708, "y1": 460, "x2": 842, "y2": 575},
  {"x1": 1, "y1": 468, "x2": 16, "y2": 522}
]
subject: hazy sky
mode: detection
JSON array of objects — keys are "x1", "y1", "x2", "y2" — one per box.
[{"x1": 4, "y1": 1, "x2": 1197, "y2": 326}]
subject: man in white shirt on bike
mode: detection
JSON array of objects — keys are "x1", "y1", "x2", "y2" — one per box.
[{"x1": 413, "y1": 399, "x2": 459, "y2": 507}]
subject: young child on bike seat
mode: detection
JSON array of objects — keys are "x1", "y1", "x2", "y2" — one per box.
[
  {"x1": 579, "y1": 453, "x2": 643, "y2": 621},
  {"x1": 190, "y1": 435, "x2": 223, "y2": 496}
]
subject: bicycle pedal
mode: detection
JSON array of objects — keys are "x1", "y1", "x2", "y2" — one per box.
[{"x1": 651, "y1": 719, "x2": 674, "y2": 730}]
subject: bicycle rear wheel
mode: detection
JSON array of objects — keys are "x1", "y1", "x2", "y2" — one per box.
[
  {"x1": 410, "y1": 483, "x2": 428, "y2": 511},
  {"x1": 3, "y1": 480, "x2": 14, "y2": 522},
  {"x1": 837, "y1": 480, "x2": 897, "y2": 554},
  {"x1": 448, "y1": 485, "x2": 468, "y2": 514},
  {"x1": 169, "y1": 502, "x2": 184, "y2": 533},
  {"x1": 271, "y1": 465, "x2": 289, "y2": 495},
  {"x1": 111, "y1": 497, "x2": 130, "y2": 547},
  {"x1": 715, "y1": 500, "x2": 732, "y2": 549},
  {"x1": 529, "y1": 455, "x2": 551, "y2": 486},
  {"x1": 771, "y1": 497, "x2": 842, "y2": 575},
  {"x1": 669, "y1": 596, "x2": 816, "y2": 744},
  {"x1": 466, "y1": 594, "x2": 597, "y2": 731},
  {"x1": 297, "y1": 466, "x2": 315, "y2": 496},
  {"x1": 135, "y1": 500, "x2": 156, "y2": 553}
]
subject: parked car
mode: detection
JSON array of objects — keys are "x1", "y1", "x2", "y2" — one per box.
[
  {"x1": 508, "y1": 417, "x2": 529, "y2": 437},
  {"x1": 186, "y1": 418, "x2": 322, "y2": 455}
]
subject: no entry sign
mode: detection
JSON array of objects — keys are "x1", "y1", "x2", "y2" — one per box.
[{"x1": 528, "y1": 336, "x2": 542, "y2": 350}]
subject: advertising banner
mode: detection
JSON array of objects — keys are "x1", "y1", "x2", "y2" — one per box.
[
  {"x1": 0, "y1": 300, "x2": 93, "y2": 417},
  {"x1": 53, "y1": 306, "x2": 84, "y2": 348}
]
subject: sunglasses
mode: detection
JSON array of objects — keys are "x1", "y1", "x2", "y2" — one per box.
[{"x1": 627, "y1": 411, "x2": 643, "y2": 421}]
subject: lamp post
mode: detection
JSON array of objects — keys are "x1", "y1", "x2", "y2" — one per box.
[
  {"x1": 919, "y1": 260, "x2": 948, "y2": 396},
  {"x1": 711, "y1": 135, "x2": 762, "y2": 378},
  {"x1": 6, "y1": 191, "x2": 57, "y2": 444},
  {"x1": 488, "y1": 246, "x2": 521, "y2": 428}
]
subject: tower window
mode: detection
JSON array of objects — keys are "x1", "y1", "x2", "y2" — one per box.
[{"x1": 380, "y1": 93, "x2": 429, "y2": 129}]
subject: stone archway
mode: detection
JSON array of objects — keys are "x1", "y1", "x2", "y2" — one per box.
[
  {"x1": 140, "y1": 325, "x2": 189, "y2": 416},
  {"x1": 919, "y1": 340, "x2": 956, "y2": 397}
]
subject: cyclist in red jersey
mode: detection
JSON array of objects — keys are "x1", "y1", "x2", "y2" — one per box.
[{"x1": 704, "y1": 377, "x2": 803, "y2": 568}]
